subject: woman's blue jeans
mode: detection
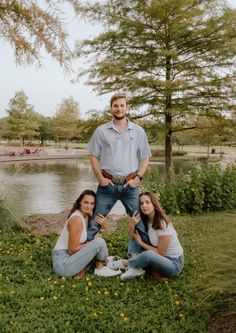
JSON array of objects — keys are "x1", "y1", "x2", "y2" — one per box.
[
  {"x1": 128, "y1": 250, "x2": 184, "y2": 278},
  {"x1": 52, "y1": 238, "x2": 108, "y2": 277}
]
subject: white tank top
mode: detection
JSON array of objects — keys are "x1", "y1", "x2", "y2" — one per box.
[{"x1": 53, "y1": 210, "x2": 88, "y2": 251}]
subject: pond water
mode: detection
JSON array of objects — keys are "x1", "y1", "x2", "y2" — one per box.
[{"x1": 0, "y1": 158, "x2": 193, "y2": 217}]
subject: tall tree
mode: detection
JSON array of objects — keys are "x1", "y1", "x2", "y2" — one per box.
[
  {"x1": 0, "y1": 117, "x2": 8, "y2": 139},
  {"x1": 78, "y1": 109, "x2": 110, "y2": 142},
  {"x1": 76, "y1": 0, "x2": 236, "y2": 173},
  {"x1": 51, "y1": 96, "x2": 81, "y2": 147},
  {"x1": 38, "y1": 116, "x2": 53, "y2": 146},
  {"x1": 6, "y1": 90, "x2": 39, "y2": 144},
  {"x1": 0, "y1": 0, "x2": 78, "y2": 69}
]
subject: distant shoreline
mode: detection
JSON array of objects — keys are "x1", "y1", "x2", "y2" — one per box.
[{"x1": 0, "y1": 147, "x2": 89, "y2": 163}]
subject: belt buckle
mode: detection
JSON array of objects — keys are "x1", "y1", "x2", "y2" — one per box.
[{"x1": 112, "y1": 176, "x2": 125, "y2": 184}]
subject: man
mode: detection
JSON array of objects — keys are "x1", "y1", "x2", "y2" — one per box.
[{"x1": 87, "y1": 93, "x2": 151, "y2": 256}]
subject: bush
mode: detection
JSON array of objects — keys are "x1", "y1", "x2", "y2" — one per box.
[
  {"x1": 221, "y1": 165, "x2": 236, "y2": 210},
  {"x1": 142, "y1": 162, "x2": 236, "y2": 215},
  {"x1": 185, "y1": 165, "x2": 205, "y2": 214},
  {"x1": 151, "y1": 149, "x2": 187, "y2": 157},
  {"x1": 202, "y1": 164, "x2": 222, "y2": 212}
]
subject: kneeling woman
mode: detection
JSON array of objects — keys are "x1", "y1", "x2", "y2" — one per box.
[
  {"x1": 110, "y1": 192, "x2": 184, "y2": 280},
  {"x1": 52, "y1": 190, "x2": 120, "y2": 278}
]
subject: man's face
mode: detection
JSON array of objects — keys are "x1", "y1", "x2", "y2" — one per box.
[{"x1": 111, "y1": 97, "x2": 128, "y2": 120}]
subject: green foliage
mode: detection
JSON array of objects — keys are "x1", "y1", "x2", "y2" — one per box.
[
  {"x1": 0, "y1": 0, "x2": 75, "y2": 70},
  {"x1": 140, "y1": 167, "x2": 162, "y2": 194},
  {"x1": 6, "y1": 90, "x2": 40, "y2": 144},
  {"x1": 172, "y1": 170, "x2": 189, "y2": 215},
  {"x1": 197, "y1": 213, "x2": 236, "y2": 326},
  {"x1": 0, "y1": 117, "x2": 8, "y2": 139},
  {"x1": 51, "y1": 96, "x2": 81, "y2": 143},
  {"x1": 78, "y1": 109, "x2": 111, "y2": 142},
  {"x1": 38, "y1": 117, "x2": 53, "y2": 145},
  {"x1": 185, "y1": 165, "x2": 205, "y2": 214},
  {"x1": 202, "y1": 164, "x2": 222, "y2": 212},
  {"x1": 1, "y1": 213, "x2": 235, "y2": 333},
  {"x1": 77, "y1": 0, "x2": 236, "y2": 172},
  {"x1": 159, "y1": 170, "x2": 178, "y2": 215},
  {"x1": 221, "y1": 165, "x2": 236, "y2": 210},
  {"x1": 142, "y1": 162, "x2": 236, "y2": 215},
  {"x1": 0, "y1": 212, "x2": 235, "y2": 332}
]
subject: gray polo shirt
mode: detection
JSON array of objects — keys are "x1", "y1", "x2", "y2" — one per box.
[{"x1": 87, "y1": 119, "x2": 151, "y2": 176}]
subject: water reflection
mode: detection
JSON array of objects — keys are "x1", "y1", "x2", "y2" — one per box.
[
  {"x1": 0, "y1": 160, "x2": 97, "y2": 217},
  {"x1": 0, "y1": 159, "x2": 192, "y2": 217}
]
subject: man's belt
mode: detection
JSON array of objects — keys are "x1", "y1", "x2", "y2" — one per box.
[{"x1": 102, "y1": 170, "x2": 137, "y2": 184}]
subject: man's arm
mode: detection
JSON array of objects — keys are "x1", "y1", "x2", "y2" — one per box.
[
  {"x1": 90, "y1": 155, "x2": 111, "y2": 186},
  {"x1": 126, "y1": 157, "x2": 149, "y2": 187},
  {"x1": 137, "y1": 157, "x2": 149, "y2": 178}
]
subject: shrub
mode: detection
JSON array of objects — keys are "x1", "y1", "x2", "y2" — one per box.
[
  {"x1": 151, "y1": 149, "x2": 187, "y2": 157},
  {"x1": 172, "y1": 170, "x2": 189, "y2": 214},
  {"x1": 184, "y1": 165, "x2": 205, "y2": 214},
  {"x1": 221, "y1": 164, "x2": 236, "y2": 210},
  {"x1": 202, "y1": 164, "x2": 222, "y2": 212},
  {"x1": 141, "y1": 167, "x2": 162, "y2": 194},
  {"x1": 143, "y1": 162, "x2": 236, "y2": 215}
]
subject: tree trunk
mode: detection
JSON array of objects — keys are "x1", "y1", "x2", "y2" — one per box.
[
  {"x1": 165, "y1": 113, "x2": 173, "y2": 175},
  {"x1": 165, "y1": 55, "x2": 173, "y2": 176}
]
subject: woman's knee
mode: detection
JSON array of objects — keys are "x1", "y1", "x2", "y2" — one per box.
[
  {"x1": 145, "y1": 250, "x2": 156, "y2": 260},
  {"x1": 91, "y1": 237, "x2": 107, "y2": 249}
]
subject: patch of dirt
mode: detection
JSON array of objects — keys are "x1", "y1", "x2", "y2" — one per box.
[
  {"x1": 207, "y1": 313, "x2": 236, "y2": 333},
  {"x1": 23, "y1": 211, "x2": 123, "y2": 235}
]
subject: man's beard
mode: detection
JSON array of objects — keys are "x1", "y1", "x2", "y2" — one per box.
[{"x1": 113, "y1": 114, "x2": 126, "y2": 120}]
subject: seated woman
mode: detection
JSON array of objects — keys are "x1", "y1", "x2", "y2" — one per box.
[
  {"x1": 52, "y1": 189, "x2": 121, "y2": 279},
  {"x1": 108, "y1": 192, "x2": 184, "y2": 281}
]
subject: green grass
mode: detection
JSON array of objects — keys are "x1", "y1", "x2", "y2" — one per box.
[{"x1": 0, "y1": 212, "x2": 235, "y2": 333}]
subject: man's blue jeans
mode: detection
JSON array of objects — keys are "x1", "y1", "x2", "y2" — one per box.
[{"x1": 87, "y1": 183, "x2": 150, "y2": 254}]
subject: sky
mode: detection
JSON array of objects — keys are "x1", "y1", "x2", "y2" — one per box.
[
  {"x1": 1, "y1": 0, "x2": 236, "y2": 120},
  {"x1": 0, "y1": 2, "x2": 110, "y2": 120}
]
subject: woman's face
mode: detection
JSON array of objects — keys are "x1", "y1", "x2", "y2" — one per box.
[
  {"x1": 80, "y1": 194, "x2": 95, "y2": 216},
  {"x1": 140, "y1": 194, "x2": 155, "y2": 216}
]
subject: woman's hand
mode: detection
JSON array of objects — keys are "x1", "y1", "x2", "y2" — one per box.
[
  {"x1": 95, "y1": 214, "x2": 108, "y2": 230},
  {"x1": 129, "y1": 211, "x2": 140, "y2": 238},
  {"x1": 133, "y1": 230, "x2": 142, "y2": 245},
  {"x1": 130, "y1": 211, "x2": 140, "y2": 227}
]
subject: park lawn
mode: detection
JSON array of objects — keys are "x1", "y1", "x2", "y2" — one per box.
[{"x1": 0, "y1": 211, "x2": 235, "y2": 333}]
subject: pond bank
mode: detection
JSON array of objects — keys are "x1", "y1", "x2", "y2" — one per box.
[
  {"x1": 23, "y1": 210, "x2": 123, "y2": 236},
  {"x1": 0, "y1": 147, "x2": 89, "y2": 162}
]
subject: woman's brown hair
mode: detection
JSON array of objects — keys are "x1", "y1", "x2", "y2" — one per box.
[
  {"x1": 68, "y1": 190, "x2": 96, "y2": 227},
  {"x1": 139, "y1": 192, "x2": 171, "y2": 231}
]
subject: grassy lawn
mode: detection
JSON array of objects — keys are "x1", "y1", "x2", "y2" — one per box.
[{"x1": 0, "y1": 211, "x2": 235, "y2": 333}]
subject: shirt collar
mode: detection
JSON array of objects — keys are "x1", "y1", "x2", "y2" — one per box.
[{"x1": 107, "y1": 118, "x2": 134, "y2": 130}]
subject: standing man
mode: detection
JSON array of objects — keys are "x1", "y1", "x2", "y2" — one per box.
[{"x1": 87, "y1": 93, "x2": 151, "y2": 254}]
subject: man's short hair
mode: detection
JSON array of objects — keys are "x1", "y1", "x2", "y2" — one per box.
[{"x1": 110, "y1": 93, "x2": 128, "y2": 107}]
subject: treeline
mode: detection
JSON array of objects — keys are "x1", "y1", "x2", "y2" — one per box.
[
  {"x1": 1, "y1": 90, "x2": 236, "y2": 148},
  {"x1": 0, "y1": 90, "x2": 109, "y2": 146}
]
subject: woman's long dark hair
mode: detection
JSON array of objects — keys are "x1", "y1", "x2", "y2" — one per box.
[
  {"x1": 139, "y1": 192, "x2": 171, "y2": 232},
  {"x1": 67, "y1": 190, "x2": 96, "y2": 227}
]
